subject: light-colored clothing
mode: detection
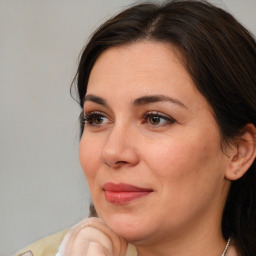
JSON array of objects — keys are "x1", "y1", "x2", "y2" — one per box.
[
  {"x1": 16, "y1": 230, "x2": 137, "y2": 256},
  {"x1": 15, "y1": 230, "x2": 68, "y2": 256}
]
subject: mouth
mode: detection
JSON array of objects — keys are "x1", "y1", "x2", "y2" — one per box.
[{"x1": 102, "y1": 182, "x2": 153, "y2": 204}]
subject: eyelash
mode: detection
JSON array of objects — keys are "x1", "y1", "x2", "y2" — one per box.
[
  {"x1": 82, "y1": 111, "x2": 110, "y2": 126},
  {"x1": 82, "y1": 111, "x2": 176, "y2": 127},
  {"x1": 143, "y1": 112, "x2": 176, "y2": 126}
]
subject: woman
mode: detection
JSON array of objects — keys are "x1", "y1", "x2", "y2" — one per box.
[{"x1": 17, "y1": 1, "x2": 256, "y2": 255}]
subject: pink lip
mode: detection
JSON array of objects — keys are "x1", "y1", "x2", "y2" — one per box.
[{"x1": 103, "y1": 183, "x2": 153, "y2": 204}]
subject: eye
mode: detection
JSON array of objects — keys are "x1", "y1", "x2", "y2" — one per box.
[
  {"x1": 83, "y1": 111, "x2": 110, "y2": 126},
  {"x1": 144, "y1": 112, "x2": 175, "y2": 126}
]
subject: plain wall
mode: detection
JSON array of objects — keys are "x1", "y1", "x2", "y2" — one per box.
[{"x1": 0, "y1": 0, "x2": 255, "y2": 255}]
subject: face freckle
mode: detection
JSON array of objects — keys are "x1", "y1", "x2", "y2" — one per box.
[{"x1": 79, "y1": 41, "x2": 231, "y2": 243}]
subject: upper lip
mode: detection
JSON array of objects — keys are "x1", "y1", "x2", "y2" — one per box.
[{"x1": 103, "y1": 182, "x2": 153, "y2": 192}]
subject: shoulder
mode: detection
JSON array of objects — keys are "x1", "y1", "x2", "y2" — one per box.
[{"x1": 15, "y1": 229, "x2": 68, "y2": 256}]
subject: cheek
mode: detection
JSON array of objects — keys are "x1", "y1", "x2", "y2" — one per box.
[
  {"x1": 140, "y1": 135, "x2": 225, "y2": 224},
  {"x1": 79, "y1": 134, "x2": 101, "y2": 183},
  {"x1": 142, "y1": 132, "x2": 223, "y2": 188}
]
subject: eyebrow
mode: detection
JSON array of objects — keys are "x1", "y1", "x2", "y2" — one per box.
[
  {"x1": 83, "y1": 95, "x2": 107, "y2": 106},
  {"x1": 133, "y1": 95, "x2": 187, "y2": 109},
  {"x1": 83, "y1": 94, "x2": 187, "y2": 109}
]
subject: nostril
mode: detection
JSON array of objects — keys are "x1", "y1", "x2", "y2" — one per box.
[
  {"x1": 116, "y1": 161, "x2": 128, "y2": 164},
  {"x1": 107, "y1": 160, "x2": 129, "y2": 168},
  {"x1": 103, "y1": 161, "x2": 111, "y2": 167},
  {"x1": 111, "y1": 161, "x2": 129, "y2": 167}
]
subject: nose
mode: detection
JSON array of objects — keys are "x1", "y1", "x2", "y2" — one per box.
[{"x1": 101, "y1": 124, "x2": 139, "y2": 168}]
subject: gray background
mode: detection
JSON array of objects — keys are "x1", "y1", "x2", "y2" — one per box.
[{"x1": 0, "y1": 0, "x2": 255, "y2": 255}]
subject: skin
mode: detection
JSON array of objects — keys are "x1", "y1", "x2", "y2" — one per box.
[
  {"x1": 79, "y1": 41, "x2": 236, "y2": 256},
  {"x1": 58, "y1": 218, "x2": 127, "y2": 256}
]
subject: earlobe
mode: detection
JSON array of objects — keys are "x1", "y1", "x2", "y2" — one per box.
[{"x1": 225, "y1": 124, "x2": 256, "y2": 181}]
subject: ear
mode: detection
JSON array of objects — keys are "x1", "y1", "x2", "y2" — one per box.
[{"x1": 225, "y1": 124, "x2": 256, "y2": 181}]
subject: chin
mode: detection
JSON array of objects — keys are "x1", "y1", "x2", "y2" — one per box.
[{"x1": 99, "y1": 210, "x2": 155, "y2": 242}]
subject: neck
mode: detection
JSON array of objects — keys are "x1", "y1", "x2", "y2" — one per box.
[
  {"x1": 135, "y1": 210, "x2": 228, "y2": 256},
  {"x1": 136, "y1": 232, "x2": 227, "y2": 256},
  {"x1": 226, "y1": 242, "x2": 238, "y2": 256}
]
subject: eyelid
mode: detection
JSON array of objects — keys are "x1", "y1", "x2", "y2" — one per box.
[
  {"x1": 82, "y1": 111, "x2": 111, "y2": 126},
  {"x1": 82, "y1": 109, "x2": 176, "y2": 128},
  {"x1": 143, "y1": 111, "x2": 176, "y2": 126}
]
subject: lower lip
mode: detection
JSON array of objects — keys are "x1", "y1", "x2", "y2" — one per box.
[{"x1": 104, "y1": 191, "x2": 151, "y2": 204}]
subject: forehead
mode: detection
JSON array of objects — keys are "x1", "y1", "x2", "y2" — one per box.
[
  {"x1": 88, "y1": 41, "x2": 186, "y2": 86},
  {"x1": 86, "y1": 41, "x2": 207, "y2": 110}
]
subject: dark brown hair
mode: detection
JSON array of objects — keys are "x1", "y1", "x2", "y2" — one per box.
[{"x1": 72, "y1": 1, "x2": 256, "y2": 255}]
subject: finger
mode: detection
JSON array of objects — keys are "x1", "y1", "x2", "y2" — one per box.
[
  {"x1": 76, "y1": 218, "x2": 128, "y2": 255},
  {"x1": 86, "y1": 241, "x2": 112, "y2": 256},
  {"x1": 61, "y1": 218, "x2": 128, "y2": 256}
]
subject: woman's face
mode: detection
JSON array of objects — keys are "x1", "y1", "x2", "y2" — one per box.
[{"x1": 79, "y1": 41, "x2": 231, "y2": 243}]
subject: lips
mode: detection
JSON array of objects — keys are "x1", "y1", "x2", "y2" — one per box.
[{"x1": 103, "y1": 183, "x2": 153, "y2": 204}]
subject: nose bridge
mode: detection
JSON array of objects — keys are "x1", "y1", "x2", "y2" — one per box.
[{"x1": 101, "y1": 120, "x2": 138, "y2": 167}]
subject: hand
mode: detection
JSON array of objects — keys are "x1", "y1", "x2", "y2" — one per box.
[{"x1": 57, "y1": 217, "x2": 128, "y2": 256}]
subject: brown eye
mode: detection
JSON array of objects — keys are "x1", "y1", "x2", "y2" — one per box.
[
  {"x1": 93, "y1": 116, "x2": 104, "y2": 124},
  {"x1": 83, "y1": 112, "x2": 109, "y2": 126},
  {"x1": 148, "y1": 116, "x2": 161, "y2": 125},
  {"x1": 144, "y1": 112, "x2": 176, "y2": 127}
]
